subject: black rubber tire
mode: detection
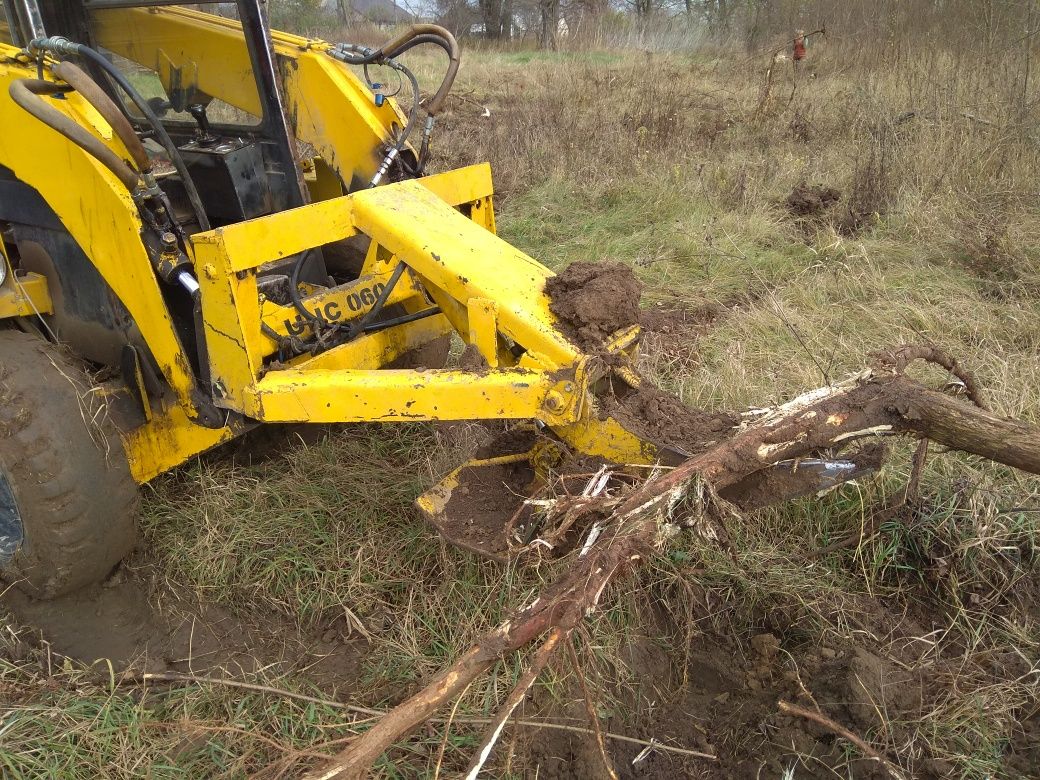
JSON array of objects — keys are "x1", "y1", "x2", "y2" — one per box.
[{"x1": 0, "y1": 329, "x2": 138, "y2": 598}]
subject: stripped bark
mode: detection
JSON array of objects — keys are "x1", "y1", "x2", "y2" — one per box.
[{"x1": 302, "y1": 349, "x2": 1040, "y2": 780}]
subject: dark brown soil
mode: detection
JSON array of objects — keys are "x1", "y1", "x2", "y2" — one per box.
[
  {"x1": 457, "y1": 342, "x2": 490, "y2": 373},
  {"x1": 0, "y1": 560, "x2": 363, "y2": 694},
  {"x1": 437, "y1": 458, "x2": 537, "y2": 559},
  {"x1": 786, "y1": 183, "x2": 841, "y2": 217},
  {"x1": 604, "y1": 383, "x2": 738, "y2": 458},
  {"x1": 519, "y1": 588, "x2": 1031, "y2": 780},
  {"x1": 639, "y1": 303, "x2": 724, "y2": 334},
  {"x1": 546, "y1": 261, "x2": 643, "y2": 352}
]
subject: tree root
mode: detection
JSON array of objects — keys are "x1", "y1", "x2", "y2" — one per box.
[
  {"x1": 778, "y1": 700, "x2": 906, "y2": 780},
  {"x1": 298, "y1": 346, "x2": 1040, "y2": 779}
]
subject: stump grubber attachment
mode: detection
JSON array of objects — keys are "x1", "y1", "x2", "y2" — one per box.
[{"x1": 0, "y1": 1, "x2": 687, "y2": 591}]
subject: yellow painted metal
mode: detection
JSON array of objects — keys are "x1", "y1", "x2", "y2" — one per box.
[
  {"x1": 92, "y1": 5, "x2": 411, "y2": 187},
  {"x1": 350, "y1": 180, "x2": 580, "y2": 370},
  {"x1": 243, "y1": 368, "x2": 571, "y2": 424},
  {"x1": 188, "y1": 165, "x2": 496, "y2": 399},
  {"x1": 415, "y1": 451, "x2": 529, "y2": 522},
  {"x1": 418, "y1": 163, "x2": 496, "y2": 221},
  {"x1": 554, "y1": 412, "x2": 660, "y2": 465},
  {"x1": 190, "y1": 235, "x2": 265, "y2": 410},
  {"x1": 201, "y1": 194, "x2": 358, "y2": 273},
  {"x1": 0, "y1": 272, "x2": 52, "y2": 318},
  {"x1": 466, "y1": 298, "x2": 500, "y2": 368},
  {"x1": 297, "y1": 314, "x2": 452, "y2": 371},
  {"x1": 180, "y1": 157, "x2": 599, "y2": 431},
  {"x1": 0, "y1": 59, "x2": 201, "y2": 415},
  {"x1": 122, "y1": 400, "x2": 241, "y2": 484}
]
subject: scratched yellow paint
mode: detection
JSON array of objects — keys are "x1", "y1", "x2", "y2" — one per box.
[{"x1": 0, "y1": 8, "x2": 659, "y2": 493}]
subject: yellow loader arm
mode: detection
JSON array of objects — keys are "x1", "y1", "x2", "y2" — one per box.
[
  {"x1": 189, "y1": 163, "x2": 670, "y2": 558},
  {"x1": 0, "y1": 3, "x2": 681, "y2": 565}
]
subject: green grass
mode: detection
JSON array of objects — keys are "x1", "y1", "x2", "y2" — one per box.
[{"x1": 3, "y1": 42, "x2": 1040, "y2": 779}]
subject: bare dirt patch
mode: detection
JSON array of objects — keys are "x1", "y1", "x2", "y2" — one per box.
[
  {"x1": 604, "y1": 383, "x2": 737, "y2": 457},
  {"x1": 1, "y1": 561, "x2": 364, "y2": 693},
  {"x1": 546, "y1": 261, "x2": 643, "y2": 352},
  {"x1": 786, "y1": 183, "x2": 841, "y2": 217}
]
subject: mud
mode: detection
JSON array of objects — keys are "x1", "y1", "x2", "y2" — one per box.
[
  {"x1": 545, "y1": 261, "x2": 643, "y2": 352},
  {"x1": 786, "y1": 183, "x2": 841, "y2": 217},
  {"x1": 639, "y1": 303, "x2": 724, "y2": 334},
  {"x1": 438, "y1": 429, "x2": 541, "y2": 559},
  {"x1": 1, "y1": 561, "x2": 363, "y2": 692},
  {"x1": 605, "y1": 383, "x2": 738, "y2": 457},
  {"x1": 520, "y1": 604, "x2": 979, "y2": 780}
]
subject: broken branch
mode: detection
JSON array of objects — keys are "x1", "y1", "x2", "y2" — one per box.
[{"x1": 300, "y1": 349, "x2": 1040, "y2": 779}]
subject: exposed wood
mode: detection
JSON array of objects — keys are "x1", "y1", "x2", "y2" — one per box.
[{"x1": 299, "y1": 350, "x2": 1040, "y2": 780}]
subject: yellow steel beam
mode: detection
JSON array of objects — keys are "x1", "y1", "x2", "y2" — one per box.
[
  {"x1": 419, "y1": 163, "x2": 495, "y2": 216},
  {"x1": 0, "y1": 272, "x2": 52, "y2": 319},
  {"x1": 293, "y1": 313, "x2": 452, "y2": 371},
  {"x1": 466, "y1": 297, "x2": 500, "y2": 368},
  {"x1": 207, "y1": 194, "x2": 358, "y2": 273},
  {"x1": 243, "y1": 368, "x2": 575, "y2": 424},
  {"x1": 350, "y1": 181, "x2": 580, "y2": 370},
  {"x1": 191, "y1": 235, "x2": 264, "y2": 409}
]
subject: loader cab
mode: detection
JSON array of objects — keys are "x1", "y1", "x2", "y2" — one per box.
[
  {"x1": 11, "y1": 0, "x2": 309, "y2": 231},
  {"x1": 0, "y1": 0, "x2": 340, "y2": 372}
]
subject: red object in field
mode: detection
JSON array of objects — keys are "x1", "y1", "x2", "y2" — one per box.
[{"x1": 793, "y1": 39, "x2": 807, "y2": 60}]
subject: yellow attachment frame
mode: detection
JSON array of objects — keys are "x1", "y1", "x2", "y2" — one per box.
[
  {"x1": 0, "y1": 5, "x2": 664, "y2": 491},
  {"x1": 190, "y1": 164, "x2": 589, "y2": 427}
]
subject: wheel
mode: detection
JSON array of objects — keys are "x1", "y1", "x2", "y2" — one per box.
[{"x1": 0, "y1": 329, "x2": 138, "y2": 598}]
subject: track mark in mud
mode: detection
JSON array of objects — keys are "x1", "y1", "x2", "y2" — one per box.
[{"x1": 1, "y1": 563, "x2": 365, "y2": 693}]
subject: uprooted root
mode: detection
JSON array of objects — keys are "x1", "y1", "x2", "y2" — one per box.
[{"x1": 298, "y1": 345, "x2": 1040, "y2": 780}]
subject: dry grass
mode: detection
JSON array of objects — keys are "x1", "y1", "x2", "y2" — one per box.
[{"x1": 2, "y1": 30, "x2": 1040, "y2": 779}]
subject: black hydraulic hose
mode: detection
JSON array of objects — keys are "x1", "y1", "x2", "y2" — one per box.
[
  {"x1": 371, "y1": 25, "x2": 458, "y2": 116},
  {"x1": 362, "y1": 306, "x2": 440, "y2": 333},
  {"x1": 383, "y1": 34, "x2": 453, "y2": 62},
  {"x1": 344, "y1": 262, "x2": 406, "y2": 336},
  {"x1": 52, "y1": 60, "x2": 152, "y2": 176},
  {"x1": 72, "y1": 44, "x2": 210, "y2": 231},
  {"x1": 288, "y1": 249, "x2": 318, "y2": 322},
  {"x1": 331, "y1": 24, "x2": 459, "y2": 116},
  {"x1": 395, "y1": 62, "x2": 421, "y2": 148},
  {"x1": 8, "y1": 78, "x2": 143, "y2": 192},
  {"x1": 31, "y1": 37, "x2": 211, "y2": 231}
]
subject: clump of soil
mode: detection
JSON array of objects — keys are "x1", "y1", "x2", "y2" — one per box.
[
  {"x1": 604, "y1": 383, "x2": 737, "y2": 457},
  {"x1": 437, "y1": 458, "x2": 535, "y2": 560},
  {"x1": 435, "y1": 429, "x2": 542, "y2": 560},
  {"x1": 546, "y1": 261, "x2": 643, "y2": 352},
  {"x1": 786, "y1": 183, "x2": 841, "y2": 217},
  {"x1": 457, "y1": 343, "x2": 489, "y2": 373}
]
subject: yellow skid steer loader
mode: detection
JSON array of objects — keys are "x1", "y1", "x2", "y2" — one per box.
[{"x1": 0, "y1": 1, "x2": 830, "y2": 598}]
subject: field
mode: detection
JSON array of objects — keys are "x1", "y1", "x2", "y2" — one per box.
[{"x1": 3, "y1": 28, "x2": 1040, "y2": 780}]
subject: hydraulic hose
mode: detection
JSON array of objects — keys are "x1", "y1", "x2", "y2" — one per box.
[
  {"x1": 372, "y1": 25, "x2": 459, "y2": 116},
  {"x1": 52, "y1": 60, "x2": 152, "y2": 177},
  {"x1": 31, "y1": 37, "x2": 211, "y2": 231},
  {"x1": 8, "y1": 78, "x2": 143, "y2": 193},
  {"x1": 332, "y1": 24, "x2": 459, "y2": 116}
]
